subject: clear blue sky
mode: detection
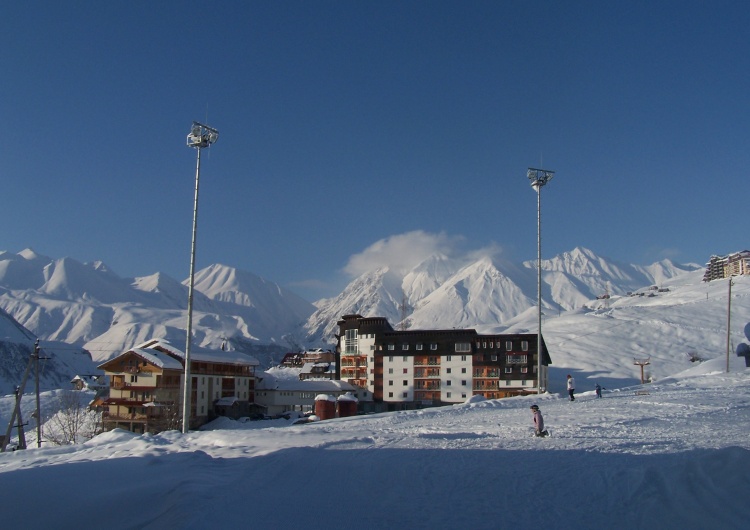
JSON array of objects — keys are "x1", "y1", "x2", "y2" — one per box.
[{"x1": 2, "y1": 1, "x2": 748, "y2": 301}]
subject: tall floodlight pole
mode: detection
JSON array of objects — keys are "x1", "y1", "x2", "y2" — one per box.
[
  {"x1": 182, "y1": 122, "x2": 219, "y2": 433},
  {"x1": 527, "y1": 168, "x2": 555, "y2": 394}
]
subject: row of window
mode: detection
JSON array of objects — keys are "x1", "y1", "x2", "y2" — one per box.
[{"x1": 385, "y1": 341, "x2": 529, "y2": 352}]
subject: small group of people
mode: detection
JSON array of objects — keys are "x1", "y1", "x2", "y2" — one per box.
[
  {"x1": 566, "y1": 375, "x2": 603, "y2": 400},
  {"x1": 530, "y1": 376, "x2": 605, "y2": 436}
]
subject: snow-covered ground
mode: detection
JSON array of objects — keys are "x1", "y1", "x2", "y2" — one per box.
[{"x1": 1, "y1": 355, "x2": 749, "y2": 529}]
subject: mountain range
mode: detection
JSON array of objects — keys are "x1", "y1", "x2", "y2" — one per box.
[{"x1": 0, "y1": 246, "x2": 716, "y2": 391}]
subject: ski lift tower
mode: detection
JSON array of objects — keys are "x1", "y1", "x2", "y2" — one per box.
[
  {"x1": 634, "y1": 357, "x2": 651, "y2": 384},
  {"x1": 182, "y1": 122, "x2": 218, "y2": 434},
  {"x1": 528, "y1": 167, "x2": 555, "y2": 394}
]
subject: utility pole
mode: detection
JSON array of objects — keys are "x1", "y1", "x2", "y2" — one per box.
[
  {"x1": 1, "y1": 339, "x2": 37, "y2": 452},
  {"x1": 726, "y1": 276, "x2": 733, "y2": 373},
  {"x1": 34, "y1": 340, "x2": 42, "y2": 447}
]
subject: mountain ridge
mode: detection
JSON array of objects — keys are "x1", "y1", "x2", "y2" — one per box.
[{"x1": 1, "y1": 247, "x2": 703, "y2": 369}]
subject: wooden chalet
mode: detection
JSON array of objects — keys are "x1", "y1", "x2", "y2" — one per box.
[{"x1": 98, "y1": 339, "x2": 259, "y2": 434}]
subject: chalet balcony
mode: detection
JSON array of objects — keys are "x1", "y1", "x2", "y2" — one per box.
[
  {"x1": 104, "y1": 413, "x2": 148, "y2": 422},
  {"x1": 122, "y1": 366, "x2": 141, "y2": 374},
  {"x1": 105, "y1": 397, "x2": 149, "y2": 406}
]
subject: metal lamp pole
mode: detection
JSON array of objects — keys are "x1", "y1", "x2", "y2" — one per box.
[
  {"x1": 527, "y1": 168, "x2": 555, "y2": 394},
  {"x1": 182, "y1": 122, "x2": 218, "y2": 433}
]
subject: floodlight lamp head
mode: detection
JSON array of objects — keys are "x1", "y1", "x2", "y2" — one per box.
[
  {"x1": 186, "y1": 121, "x2": 219, "y2": 149},
  {"x1": 527, "y1": 167, "x2": 555, "y2": 189}
]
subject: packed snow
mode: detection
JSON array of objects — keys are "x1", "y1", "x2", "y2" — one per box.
[{"x1": 2, "y1": 355, "x2": 750, "y2": 529}]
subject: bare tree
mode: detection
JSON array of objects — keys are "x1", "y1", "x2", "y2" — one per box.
[{"x1": 44, "y1": 390, "x2": 102, "y2": 445}]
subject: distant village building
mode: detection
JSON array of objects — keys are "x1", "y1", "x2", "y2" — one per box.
[
  {"x1": 280, "y1": 348, "x2": 335, "y2": 367},
  {"x1": 254, "y1": 372, "x2": 363, "y2": 416},
  {"x1": 335, "y1": 314, "x2": 552, "y2": 412},
  {"x1": 98, "y1": 339, "x2": 259, "y2": 434},
  {"x1": 299, "y1": 361, "x2": 336, "y2": 380},
  {"x1": 703, "y1": 250, "x2": 750, "y2": 282}
]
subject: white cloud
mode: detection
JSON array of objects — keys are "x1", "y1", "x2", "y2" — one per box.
[{"x1": 343, "y1": 231, "x2": 467, "y2": 277}]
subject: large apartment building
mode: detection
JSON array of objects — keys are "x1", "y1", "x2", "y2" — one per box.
[
  {"x1": 703, "y1": 250, "x2": 750, "y2": 282},
  {"x1": 98, "y1": 339, "x2": 259, "y2": 433},
  {"x1": 335, "y1": 314, "x2": 551, "y2": 411}
]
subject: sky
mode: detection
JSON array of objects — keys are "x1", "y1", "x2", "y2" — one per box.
[
  {"x1": 2, "y1": 1, "x2": 749, "y2": 301},
  {"x1": 2, "y1": 357, "x2": 750, "y2": 529}
]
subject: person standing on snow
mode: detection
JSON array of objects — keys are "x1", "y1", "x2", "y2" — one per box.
[
  {"x1": 530, "y1": 404, "x2": 548, "y2": 437},
  {"x1": 567, "y1": 374, "x2": 576, "y2": 401},
  {"x1": 595, "y1": 383, "x2": 602, "y2": 398}
]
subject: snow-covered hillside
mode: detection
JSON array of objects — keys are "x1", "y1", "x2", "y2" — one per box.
[
  {"x1": 0, "y1": 308, "x2": 99, "y2": 395},
  {"x1": 1, "y1": 356, "x2": 749, "y2": 529}
]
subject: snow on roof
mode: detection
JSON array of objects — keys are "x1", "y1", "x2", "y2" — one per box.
[
  {"x1": 131, "y1": 348, "x2": 184, "y2": 370},
  {"x1": 134, "y1": 338, "x2": 260, "y2": 366},
  {"x1": 215, "y1": 397, "x2": 239, "y2": 406},
  {"x1": 255, "y1": 372, "x2": 357, "y2": 392}
]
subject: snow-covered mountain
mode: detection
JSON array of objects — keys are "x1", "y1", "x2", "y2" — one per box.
[
  {"x1": 304, "y1": 246, "x2": 701, "y2": 343},
  {"x1": 0, "y1": 250, "x2": 314, "y2": 365}
]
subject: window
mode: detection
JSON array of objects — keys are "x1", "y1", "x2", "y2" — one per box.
[
  {"x1": 403, "y1": 392, "x2": 408, "y2": 398},
  {"x1": 403, "y1": 380, "x2": 408, "y2": 386},
  {"x1": 491, "y1": 355, "x2": 497, "y2": 361},
  {"x1": 455, "y1": 342, "x2": 471, "y2": 352},
  {"x1": 461, "y1": 367, "x2": 467, "y2": 374},
  {"x1": 389, "y1": 392, "x2": 394, "y2": 398},
  {"x1": 447, "y1": 355, "x2": 452, "y2": 361},
  {"x1": 482, "y1": 342, "x2": 487, "y2": 348},
  {"x1": 461, "y1": 380, "x2": 467, "y2": 386},
  {"x1": 388, "y1": 344, "x2": 395, "y2": 351},
  {"x1": 505, "y1": 367, "x2": 513, "y2": 373},
  {"x1": 345, "y1": 328, "x2": 358, "y2": 353},
  {"x1": 507, "y1": 354, "x2": 528, "y2": 364},
  {"x1": 416, "y1": 343, "x2": 423, "y2": 350},
  {"x1": 430, "y1": 343, "x2": 438, "y2": 350},
  {"x1": 389, "y1": 356, "x2": 394, "y2": 362},
  {"x1": 506, "y1": 380, "x2": 511, "y2": 386},
  {"x1": 389, "y1": 368, "x2": 393, "y2": 374},
  {"x1": 506, "y1": 341, "x2": 513, "y2": 351},
  {"x1": 447, "y1": 392, "x2": 452, "y2": 398},
  {"x1": 402, "y1": 344, "x2": 409, "y2": 351},
  {"x1": 130, "y1": 375, "x2": 137, "y2": 383},
  {"x1": 489, "y1": 342, "x2": 494, "y2": 348},
  {"x1": 403, "y1": 368, "x2": 408, "y2": 374},
  {"x1": 461, "y1": 393, "x2": 467, "y2": 398},
  {"x1": 521, "y1": 367, "x2": 528, "y2": 374},
  {"x1": 522, "y1": 341, "x2": 529, "y2": 351},
  {"x1": 446, "y1": 368, "x2": 452, "y2": 374},
  {"x1": 389, "y1": 380, "x2": 393, "y2": 386},
  {"x1": 446, "y1": 380, "x2": 452, "y2": 386},
  {"x1": 521, "y1": 380, "x2": 527, "y2": 385}
]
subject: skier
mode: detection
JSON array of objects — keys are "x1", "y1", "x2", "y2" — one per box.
[
  {"x1": 567, "y1": 374, "x2": 576, "y2": 401},
  {"x1": 595, "y1": 383, "x2": 602, "y2": 398},
  {"x1": 530, "y1": 404, "x2": 548, "y2": 437}
]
